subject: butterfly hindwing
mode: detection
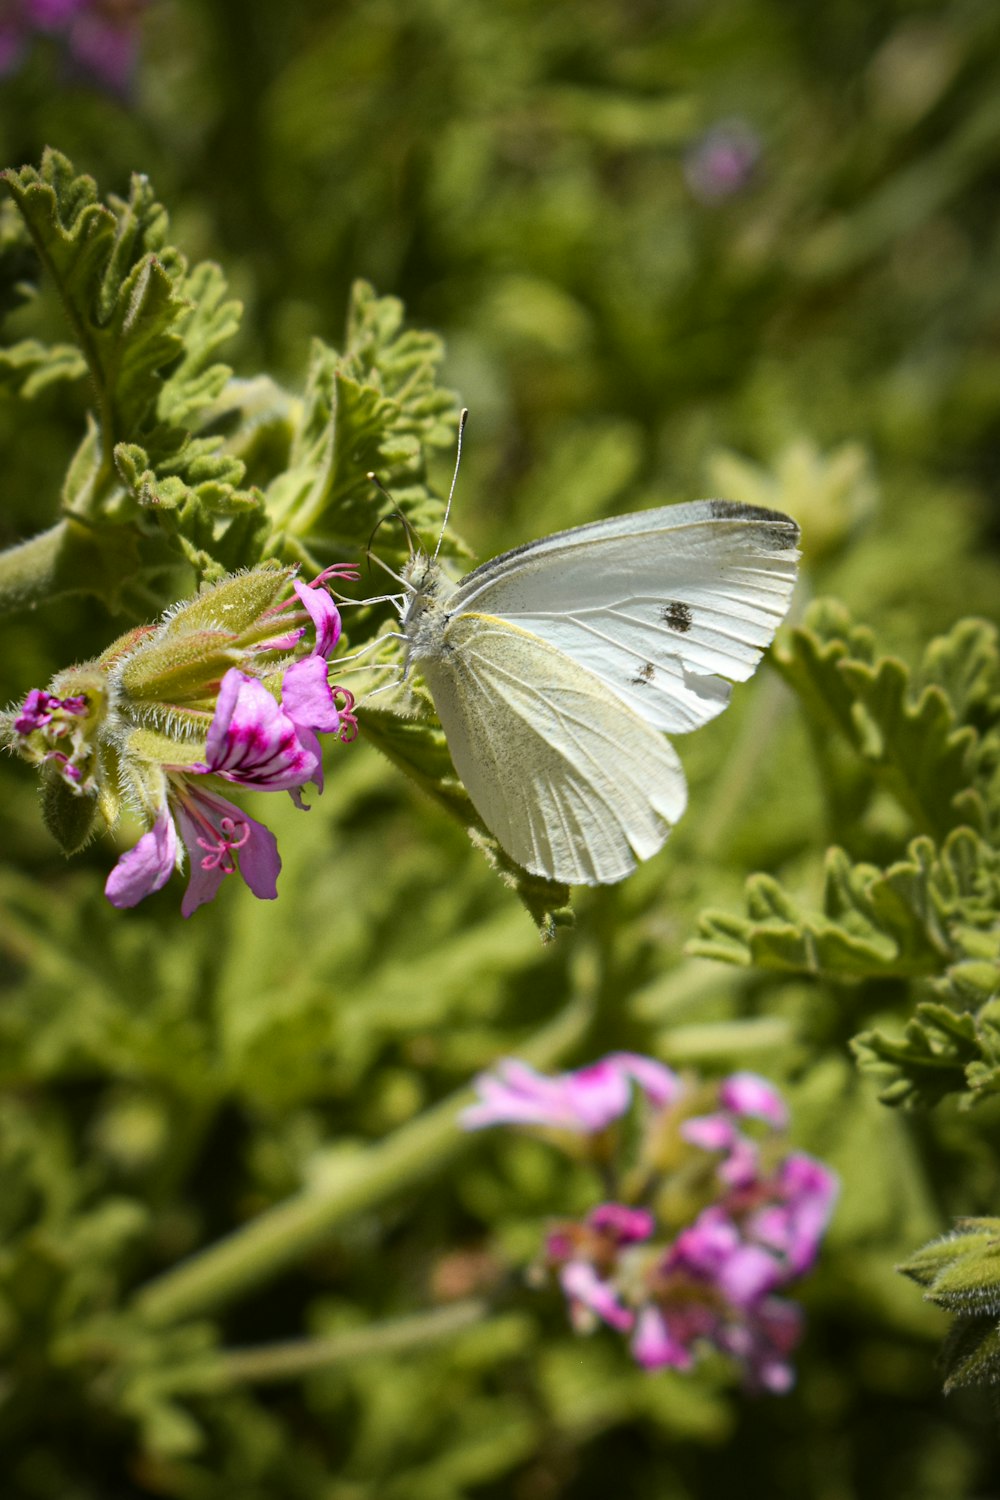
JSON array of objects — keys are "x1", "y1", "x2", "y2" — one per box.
[{"x1": 419, "y1": 613, "x2": 688, "y2": 885}]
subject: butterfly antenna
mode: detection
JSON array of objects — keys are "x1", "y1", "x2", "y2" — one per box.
[
  {"x1": 432, "y1": 407, "x2": 468, "y2": 564},
  {"x1": 366, "y1": 479, "x2": 421, "y2": 591}
]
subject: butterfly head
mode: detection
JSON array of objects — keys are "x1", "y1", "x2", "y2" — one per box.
[{"x1": 398, "y1": 553, "x2": 461, "y2": 664}]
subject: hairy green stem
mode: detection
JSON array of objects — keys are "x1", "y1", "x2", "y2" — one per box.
[
  {"x1": 0, "y1": 517, "x2": 142, "y2": 618},
  {"x1": 132, "y1": 995, "x2": 591, "y2": 1327},
  {"x1": 0, "y1": 521, "x2": 74, "y2": 616},
  {"x1": 216, "y1": 1299, "x2": 489, "y2": 1386}
]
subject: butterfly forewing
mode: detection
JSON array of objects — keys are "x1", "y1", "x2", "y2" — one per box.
[
  {"x1": 449, "y1": 502, "x2": 799, "y2": 734},
  {"x1": 419, "y1": 614, "x2": 688, "y2": 884}
]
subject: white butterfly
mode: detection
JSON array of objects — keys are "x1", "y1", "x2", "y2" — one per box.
[{"x1": 392, "y1": 499, "x2": 799, "y2": 886}]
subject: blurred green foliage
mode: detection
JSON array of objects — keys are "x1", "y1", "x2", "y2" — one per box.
[{"x1": 2, "y1": 1, "x2": 1000, "y2": 1497}]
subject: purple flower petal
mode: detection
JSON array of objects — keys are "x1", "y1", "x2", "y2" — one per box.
[
  {"x1": 460, "y1": 1052, "x2": 679, "y2": 1134},
  {"x1": 293, "y1": 580, "x2": 342, "y2": 658},
  {"x1": 631, "y1": 1305, "x2": 696, "y2": 1372},
  {"x1": 682, "y1": 1113, "x2": 739, "y2": 1153},
  {"x1": 611, "y1": 1052, "x2": 681, "y2": 1109},
  {"x1": 718, "y1": 1296, "x2": 803, "y2": 1393},
  {"x1": 282, "y1": 655, "x2": 341, "y2": 734},
  {"x1": 748, "y1": 1153, "x2": 839, "y2": 1276},
  {"x1": 589, "y1": 1203, "x2": 656, "y2": 1246},
  {"x1": 560, "y1": 1260, "x2": 634, "y2": 1333},
  {"x1": 174, "y1": 785, "x2": 281, "y2": 918},
  {"x1": 105, "y1": 807, "x2": 178, "y2": 908},
  {"x1": 719, "y1": 1072, "x2": 788, "y2": 1128},
  {"x1": 715, "y1": 1243, "x2": 782, "y2": 1307},
  {"x1": 14, "y1": 688, "x2": 57, "y2": 734},
  {"x1": 200, "y1": 669, "x2": 318, "y2": 790},
  {"x1": 14, "y1": 687, "x2": 86, "y2": 736}
]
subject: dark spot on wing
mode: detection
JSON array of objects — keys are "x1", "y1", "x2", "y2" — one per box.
[
  {"x1": 707, "y1": 500, "x2": 800, "y2": 549},
  {"x1": 631, "y1": 662, "x2": 656, "y2": 687},
  {"x1": 660, "y1": 600, "x2": 692, "y2": 633}
]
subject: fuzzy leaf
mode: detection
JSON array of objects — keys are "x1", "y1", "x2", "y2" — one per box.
[
  {"x1": 694, "y1": 831, "x2": 989, "y2": 980},
  {"x1": 853, "y1": 1003, "x2": 982, "y2": 1109},
  {"x1": 40, "y1": 768, "x2": 99, "y2": 856},
  {"x1": 899, "y1": 1221, "x2": 1000, "y2": 1289},
  {"x1": 0, "y1": 337, "x2": 87, "y2": 396},
  {"x1": 265, "y1": 281, "x2": 460, "y2": 565},
  {"x1": 1, "y1": 152, "x2": 186, "y2": 459},
  {"x1": 775, "y1": 599, "x2": 977, "y2": 838},
  {"x1": 1, "y1": 151, "x2": 263, "y2": 584}
]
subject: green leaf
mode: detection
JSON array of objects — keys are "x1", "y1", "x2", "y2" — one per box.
[
  {"x1": 852, "y1": 1003, "x2": 982, "y2": 1109},
  {"x1": 1, "y1": 152, "x2": 185, "y2": 467},
  {"x1": 0, "y1": 337, "x2": 87, "y2": 396},
  {"x1": 265, "y1": 281, "x2": 460, "y2": 565},
  {"x1": 1, "y1": 151, "x2": 264, "y2": 586},
  {"x1": 775, "y1": 599, "x2": 977, "y2": 839},
  {"x1": 693, "y1": 830, "x2": 989, "y2": 981}
]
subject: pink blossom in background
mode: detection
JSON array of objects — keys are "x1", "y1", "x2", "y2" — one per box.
[
  {"x1": 0, "y1": 0, "x2": 147, "y2": 91},
  {"x1": 464, "y1": 1053, "x2": 838, "y2": 1392},
  {"x1": 684, "y1": 119, "x2": 762, "y2": 205},
  {"x1": 460, "y1": 1053, "x2": 680, "y2": 1133}
]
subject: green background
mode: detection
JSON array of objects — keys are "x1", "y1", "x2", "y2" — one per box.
[{"x1": 2, "y1": 2, "x2": 1000, "y2": 1496}]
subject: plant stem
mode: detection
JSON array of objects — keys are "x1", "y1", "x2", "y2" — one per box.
[
  {"x1": 132, "y1": 995, "x2": 591, "y2": 1327},
  {"x1": 0, "y1": 517, "x2": 139, "y2": 618},
  {"x1": 0, "y1": 522, "x2": 73, "y2": 616},
  {"x1": 216, "y1": 1299, "x2": 489, "y2": 1386}
]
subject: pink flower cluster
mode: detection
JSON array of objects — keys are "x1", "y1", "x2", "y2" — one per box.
[
  {"x1": 12, "y1": 568, "x2": 359, "y2": 918},
  {"x1": 105, "y1": 576, "x2": 357, "y2": 918},
  {"x1": 13, "y1": 687, "x2": 91, "y2": 785},
  {"x1": 462, "y1": 1056, "x2": 837, "y2": 1393},
  {"x1": 0, "y1": 0, "x2": 147, "y2": 92}
]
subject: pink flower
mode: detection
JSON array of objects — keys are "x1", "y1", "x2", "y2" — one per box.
[
  {"x1": 105, "y1": 657, "x2": 347, "y2": 916},
  {"x1": 588, "y1": 1204, "x2": 656, "y2": 1246},
  {"x1": 106, "y1": 784, "x2": 279, "y2": 918},
  {"x1": 632, "y1": 1290, "x2": 803, "y2": 1393},
  {"x1": 461, "y1": 1053, "x2": 837, "y2": 1394},
  {"x1": 718, "y1": 1072, "x2": 788, "y2": 1128},
  {"x1": 14, "y1": 687, "x2": 87, "y2": 735},
  {"x1": 684, "y1": 119, "x2": 761, "y2": 205},
  {"x1": 460, "y1": 1053, "x2": 680, "y2": 1133},
  {"x1": 195, "y1": 670, "x2": 320, "y2": 792},
  {"x1": 715, "y1": 1296, "x2": 804, "y2": 1394},
  {"x1": 743, "y1": 1153, "x2": 839, "y2": 1277},
  {"x1": 560, "y1": 1260, "x2": 635, "y2": 1334},
  {"x1": 0, "y1": 0, "x2": 147, "y2": 91},
  {"x1": 632, "y1": 1303, "x2": 709, "y2": 1373},
  {"x1": 668, "y1": 1207, "x2": 783, "y2": 1307},
  {"x1": 292, "y1": 578, "x2": 342, "y2": 658}
]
